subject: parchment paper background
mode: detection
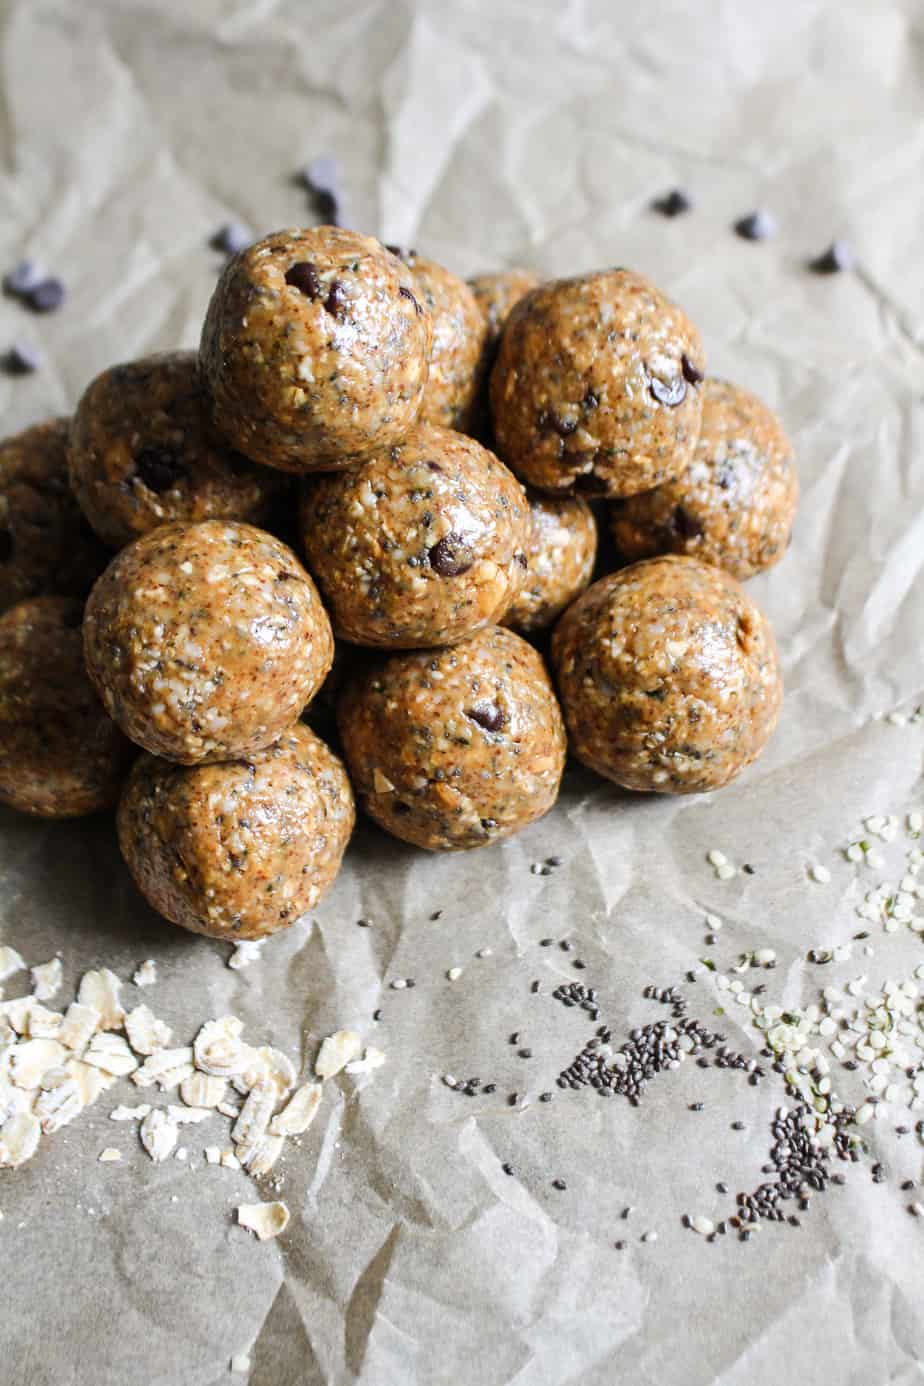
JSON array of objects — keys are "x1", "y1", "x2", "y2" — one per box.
[{"x1": 2, "y1": 1, "x2": 924, "y2": 1382}]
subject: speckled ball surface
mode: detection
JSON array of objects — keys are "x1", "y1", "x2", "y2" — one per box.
[
  {"x1": 300, "y1": 424, "x2": 529, "y2": 648},
  {"x1": 609, "y1": 379, "x2": 798, "y2": 579},
  {"x1": 392, "y1": 250, "x2": 488, "y2": 433},
  {"x1": 0, "y1": 596, "x2": 131, "y2": 818},
  {"x1": 504, "y1": 491, "x2": 597, "y2": 635},
  {"x1": 83, "y1": 520, "x2": 333, "y2": 764},
  {"x1": 117, "y1": 723, "x2": 354, "y2": 940},
  {"x1": 551, "y1": 557, "x2": 782, "y2": 793},
  {"x1": 338, "y1": 624, "x2": 567, "y2": 851},
  {"x1": 468, "y1": 269, "x2": 542, "y2": 351},
  {"x1": 200, "y1": 227, "x2": 433, "y2": 473},
  {"x1": 68, "y1": 351, "x2": 288, "y2": 549},
  {"x1": 490, "y1": 270, "x2": 706, "y2": 497},
  {"x1": 0, "y1": 419, "x2": 108, "y2": 614}
]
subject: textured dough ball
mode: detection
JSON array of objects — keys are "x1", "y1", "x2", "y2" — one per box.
[
  {"x1": 84, "y1": 521, "x2": 333, "y2": 764},
  {"x1": 0, "y1": 597, "x2": 131, "y2": 817},
  {"x1": 468, "y1": 269, "x2": 542, "y2": 351},
  {"x1": 200, "y1": 227, "x2": 433, "y2": 473},
  {"x1": 504, "y1": 491, "x2": 598, "y2": 634},
  {"x1": 391, "y1": 249, "x2": 488, "y2": 433},
  {"x1": 490, "y1": 269, "x2": 706, "y2": 497},
  {"x1": 68, "y1": 351, "x2": 288, "y2": 549},
  {"x1": 0, "y1": 419, "x2": 108, "y2": 613},
  {"x1": 551, "y1": 557, "x2": 781, "y2": 794},
  {"x1": 117, "y1": 724, "x2": 354, "y2": 940},
  {"x1": 338, "y1": 625, "x2": 566, "y2": 851},
  {"x1": 609, "y1": 379, "x2": 798, "y2": 580},
  {"x1": 301, "y1": 424, "x2": 529, "y2": 648}
]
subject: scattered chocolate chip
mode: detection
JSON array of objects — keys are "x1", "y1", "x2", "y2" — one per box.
[
  {"x1": 502, "y1": 1161, "x2": 515, "y2": 1176},
  {"x1": 428, "y1": 532, "x2": 474, "y2": 577},
  {"x1": 742, "y1": 863, "x2": 756, "y2": 876},
  {"x1": 551, "y1": 1178, "x2": 567, "y2": 1191},
  {"x1": 298, "y1": 156, "x2": 342, "y2": 225},
  {"x1": 652, "y1": 188, "x2": 692, "y2": 218},
  {"x1": 466, "y1": 701, "x2": 506, "y2": 733},
  {"x1": 386, "y1": 244, "x2": 417, "y2": 266},
  {"x1": 399, "y1": 284, "x2": 422, "y2": 314},
  {"x1": 324, "y1": 279, "x2": 348, "y2": 317},
  {"x1": 1, "y1": 341, "x2": 41, "y2": 375},
  {"x1": 809, "y1": 240, "x2": 854, "y2": 274},
  {"x1": 211, "y1": 222, "x2": 252, "y2": 256},
  {"x1": 135, "y1": 447, "x2": 185, "y2": 494},
  {"x1": 285, "y1": 261, "x2": 322, "y2": 299},
  {"x1": 649, "y1": 375, "x2": 687, "y2": 408},
  {"x1": 27, "y1": 278, "x2": 65, "y2": 314},
  {"x1": 734, "y1": 210, "x2": 777, "y2": 242},
  {"x1": 672, "y1": 505, "x2": 704, "y2": 541},
  {"x1": 3, "y1": 260, "x2": 44, "y2": 298},
  {"x1": 681, "y1": 354, "x2": 703, "y2": 385},
  {"x1": 0, "y1": 530, "x2": 12, "y2": 562}
]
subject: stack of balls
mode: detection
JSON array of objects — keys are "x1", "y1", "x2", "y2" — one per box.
[{"x1": 0, "y1": 225, "x2": 797, "y2": 942}]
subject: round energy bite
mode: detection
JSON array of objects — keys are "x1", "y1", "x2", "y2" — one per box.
[
  {"x1": 0, "y1": 597, "x2": 131, "y2": 817},
  {"x1": 68, "y1": 351, "x2": 288, "y2": 549},
  {"x1": 609, "y1": 379, "x2": 798, "y2": 580},
  {"x1": 504, "y1": 491, "x2": 597, "y2": 635},
  {"x1": 117, "y1": 724, "x2": 354, "y2": 940},
  {"x1": 551, "y1": 557, "x2": 781, "y2": 794},
  {"x1": 0, "y1": 419, "x2": 108, "y2": 613},
  {"x1": 468, "y1": 269, "x2": 542, "y2": 352},
  {"x1": 84, "y1": 521, "x2": 333, "y2": 764},
  {"x1": 300, "y1": 424, "x2": 529, "y2": 648},
  {"x1": 490, "y1": 269, "x2": 706, "y2": 497},
  {"x1": 200, "y1": 227, "x2": 433, "y2": 473},
  {"x1": 338, "y1": 625, "x2": 566, "y2": 851},
  {"x1": 391, "y1": 249, "x2": 488, "y2": 433}
]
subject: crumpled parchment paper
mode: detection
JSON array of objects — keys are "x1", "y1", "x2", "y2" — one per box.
[{"x1": 2, "y1": 2, "x2": 924, "y2": 1383}]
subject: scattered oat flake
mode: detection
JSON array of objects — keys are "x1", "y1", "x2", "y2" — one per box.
[
  {"x1": 180, "y1": 1072, "x2": 226, "y2": 1109},
  {"x1": 228, "y1": 940, "x2": 264, "y2": 971},
  {"x1": 315, "y1": 1030, "x2": 361, "y2": 1079},
  {"x1": 204, "y1": 1145, "x2": 221, "y2": 1165},
  {"x1": 810, "y1": 864, "x2": 832, "y2": 884},
  {"x1": 255, "y1": 1046, "x2": 295, "y2": 1098},
  {"x1": 232, "y1": 1080, "x2": 276, "y2": 1162},
  {"x1": 133, "y1": 960, "x2": 157, "y2": 988},
  {"x1": 110, "y1": 1103, "x2": 152, "y2": 1122},
  {"x1": 83, "y1": 1033, "x2": 139, "y2": 1078},
  {"x1": 237, "y1": 1200, "x2": 290, "y2": 1241},
  {"x1": 34, "y1": 1077, "x2": 83, "y2": 1133},
  {"x1": 194, "y1": 1017, "x2": 247, "y2": 1077},
  {"x1": 98, "y1": 1148, "x2": 122, "y2": 1163},
  {"x1": 67, "y1": 1059, "x2": 110, "y2": 1106},
  {"x1": 10, "y1": 1039, "x2": 67, "y2": 1089},
  {"x1": 230, "y1": 1352, "x2": 252, "y2": 1373},
  {"x1": 132, "y1": 1046, "x2": 195, "y2": 1089},
  {"x1": 167, "y1": 1104, "x2": 212, "y2": 1125},
  {"x1": 30, "y1": 959, "x2": 62, "y2": 1002},
  {"x1": 244, "y1": 1131, "x2": 285, "y2": 1176},
  {"x1": 345, "y1": 1047, "x2": 386, "y2": 1075},
  {"x1": 0, "y1": 1112, "x2": 41, "y2": 1168},
  {"x1": 27, "y1": 1004, "x2": 63, "y2": 1039},
  {"x1": 270, "y1": 1082, "x2": 322, "y2": 1137},
  {"x1": 447, "y1": 967, "x2": 463, "y2": 981},
  {"x1": 140, "y1": 1109, "x2": 178, "y2": 1163},
  {"x1": 220, "y1": 1150, "x2": 241, "y2": 1170},
  {"x1": 77, "y1": 970, "x2": 125, "y2": 1030},
  {"x1": 58, "y1": 1002, "x2": 101, "y2": 1054},
  {"x1": 125, "y1": 1004, "x2": 172, "y2": 1056},
  {"x1": 0, "y1": 946, "x2": 26, "y2": 983}
]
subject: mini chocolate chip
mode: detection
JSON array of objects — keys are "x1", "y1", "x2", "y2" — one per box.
[
  {"x1": 135, "y1": 447, "x2": 185, "y2": 494},
  {"x1": 428, "y1": 532, "x2": 474, "y2": 577},
  {"x1": 0, "y1": 530, "x2": 12, "y2": 562},
  {"x1": 537, "y1": 408, "x2": 577, "y2": 437},
  {"x1": 466, "y1": 701, "x2": 505, "y2": 733},
  {"x1": 515, "y1": 551, "x2": 528, "y2": 569},
  {"x1": 734, "y1": 210, "x2": 777, "y2": 242},
  {"x1": 399, "y1": 284, "x2": 422, "y2": 314},
  {"x1": 211, "y1": 222, "x2": 251, "y2": 256},
  {"x1": 385, "y1": 244, "x2": 416, "y2": 265},
  {"x1": 583, "y1": 388, "x2": 599, "y2": 410},
  {"x1": 2, "y1": 342, "x2": 41, "y2": 375},
  {"x1": 681, "y1": 354, "x2": 703, "y2": 385},
  {"x1": 3, "y1": 260, "x2": 43, "y2": 297},
  {"x1": 324, "y1": 279, "x2": 348, "y2": 317},
  {"x1": 672, "y1": 505, "x2": 704, "y2": 541},
  {"x1": 649, "y1": 375, "x2": 687, "y2": 408},
  {"x1": 285, "y1": 261, "x2": 321, "y2": 299},
  {"x1": 653, "y1": 188, "x2": 693, "y2": 217},
  {"x1": 809, "y1": 240, "x2": 854, "y2": 274},
  {"x1": 27, "y1": 278, "x2": 65, "y2": 313}
]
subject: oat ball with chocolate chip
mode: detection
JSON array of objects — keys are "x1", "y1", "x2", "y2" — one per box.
[
  {"x1": 84, "y1": 520, "x2": 333, "y2": 764},
  {"x1": 609, "y1": 379, "x2": 798, "y2": 580},
  {"x1": 300, "y1": 424, "x2": 529, "y2": 648},
  {"x1": 118, "y1": 723, "x2": 354, "y2": 940},
  {"x1": 504, "y1": 491, "x2": 597, "y2": 635},
  {"x1": 200, "y1": 227, "x2": 433, "y2": 473},
  {"x1": 338, "y1": 624, "x2": 566, "y2": 851},
  {"x1": 68, "y1": 351, "x2": 288, "y2": 549},
  {"x1": 0, "y1": 418, "x2": 108, "y2": 613},
  {"x1": 390, "y1": 248, "x2": 488, "y2": 433},
  {"x1": 490, "y1": 269, "x2": 706, "y2": 497},
  {"x1": 551, "y1": 557, "x2": 781, "y2": 794},
  {"x1": 0, "y1": 596, "x2": 132, "y2": 817},
  {"x1": 468, "y1": 269, "x2": 542, "y2": 352}
]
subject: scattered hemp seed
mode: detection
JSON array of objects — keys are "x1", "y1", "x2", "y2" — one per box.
[
  {"x1": 446, "y1": 967, "x2": 463, "y2": 982},
  {"x1": 810, "y1": 864, "x2": 832, "y2": 884}
]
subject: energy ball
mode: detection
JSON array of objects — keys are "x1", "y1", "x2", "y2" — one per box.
[
  {"x1": 300, "y1": 424, "x2": 529, "y2": 648},
  {"x1": 84, "y1": 521, "x2": 333, "y2": 764},
  {"x1": 390, "y1": 248, "x2": 488, "y2": 433},
  {"x1": 0, "y1": 597, "x2": 131, "y2": 817},
  {"x1": 0, "y1": 419, "x2": 107, "y2": 614},
  {"x1": 504, "y1": 492, "x2": 598, "y2": 635},
  {"x1": 609, "y1": 379, "x2": 798, "y2": 580},
  {"x1": 338, "y1": 625, "x2": 566, "y2": 851},
  {"x1": 468, "y1": 268, "x2": 542, "y2": 351},
  {"x1": 551, "y1": 557, "x2": 781, "y2": 794},
  {"x1": 117, "y1": 724, "x2": 354, "y2": 940},
  {"x1": 68, "y1": 351, "x2": 288, "y2": 549},
  {"x1": 200, "y1": 227, "x2": 432, "y2": 473},
  {"x1": 491, "y1": 269, "x2": 706, "y2": 497}
]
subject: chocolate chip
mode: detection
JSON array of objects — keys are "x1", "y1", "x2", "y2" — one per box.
[
  {"x1": 428, "y1": 532, "x2": 474, "y2": 577},
  {"x1": 2, "y1": 342, "x2": 41, "y2": 375},
  {"x1": 649, "y1": 375, "x2": 687, "y2": 408},
  {"x1": 515, "y1": 551, "x2": 528, "y2": 569},
  {"x1": 0, "y1": 530, "x2": 12, "y2": 562},
  {"x1": 399, "y1": 284, "x2": 422, "y2": 314},
  {"x1": 3, "y1": 260, "x2": 43, "y2": 297},
  {"x1": 211, "y1": 222, "x2": 251, "y2": 256},
  {"x1": 652, "y1": 188, "x2": 692, "y2": 217},
  {"x1": 27, "y1": 278, "x2": 65, "y2": 313},
  {"x1": 734, "y1": 210, "x2": 777, "y2": 242},
  {"x1": 583, "y1": 388, "x2": 599, "y2": 410},
  {"x1": 537, "y1": 409, "x2": 577, "y2": 437},
  {"x1": 298, "y1": 156, "x2": 342, "y2": 225},
  {"x1": 285, "y1": 261, "x2": 322, "y2": 299},
  {"x1": 324, "y1": 279, "x2": 348, "y2": 317},
  {"x1": 466, "y1": 701, "x2": 505, "y2": 733},
  {"x1": 809, "y1": 240, "x2": 854, "y2": 274},
  {"x1": 672, "y1": 505, "x2": 703, "y2": 541},
  {"x1": 135, "y1": 447, "x2": 185, "y2": 494},
  {"x1": 681, "y1": 354, "x2": 703, "y2": 386}
]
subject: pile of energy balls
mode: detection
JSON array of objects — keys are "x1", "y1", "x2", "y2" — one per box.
[{"x1": 0, "y1": 226, "x2": 797, "y2": 943}]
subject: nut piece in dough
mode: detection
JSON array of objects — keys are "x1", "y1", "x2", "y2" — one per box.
[
  {"x1": 490, "y1": 269, "x2": 706, "y2": 497},
  {"x1": 200, "y1": 227, "x2": 433, "y2": 473},
  {"x1": 68, "y1": 351, "x2": 289, "y2": 549},
  {"x1": 117, "y1": 724, "x2": 355, "y2": 940},
  {"x1": 391, "y1": 249, "x2": 488, "y2": 433},
  {"x1": 0, "y1": 597, "x2": 131, "y2": 818},
  {"x1": 609, "y1": 379, "x2": 798, "y2": 580},
  {"x1": 300, "y1": 425, "x2": 529, "y2": 648},
  {"x1": 503, "y1": 492, "x2": 597, "y2": 635},
  {"x1": 0, "y1": 419, "x2": 108, "y2": 614},
  {"x1": 551, "y1": 557, "x2": 782, "y2": 794},
  {"x1": 83, "y1": 520, "x2": 333, "y2": 764},
  {"x1": 338, "y1": 624, "x2": 566, "y2": 851}
]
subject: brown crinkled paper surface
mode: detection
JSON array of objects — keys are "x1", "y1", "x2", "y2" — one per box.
[{"x1": 2, "y1": 2, "x2": 924, "y2": 1382}]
